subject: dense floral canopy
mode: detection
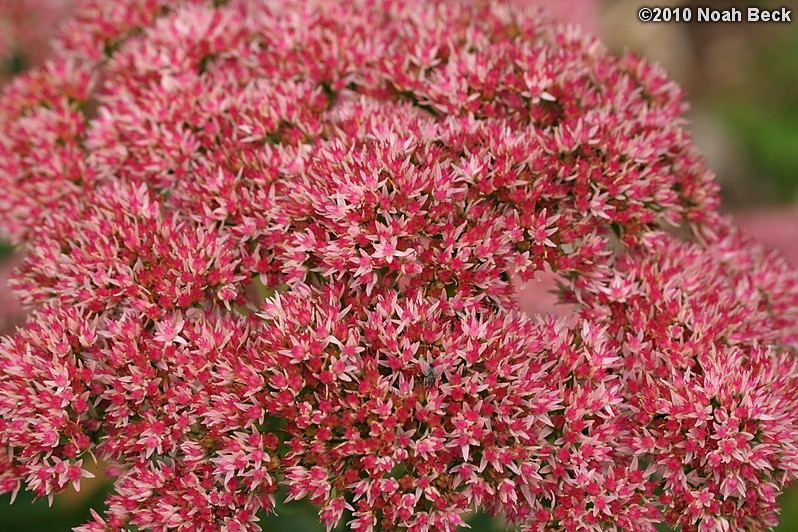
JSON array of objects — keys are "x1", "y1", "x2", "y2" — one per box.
[{"x1": 1, "y1": 1, "x2": 797, "y2": 531}]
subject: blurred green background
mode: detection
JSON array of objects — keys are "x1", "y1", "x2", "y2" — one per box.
[
  {"x1": 1, "y1": 0, "x2": 797, "y2": 530},
  {"x1": 0, "y1": 484, "x2": 515, "y2": 532},
  {"x1": 600, "y1": 0, "x2": 798, "y2": 208}
]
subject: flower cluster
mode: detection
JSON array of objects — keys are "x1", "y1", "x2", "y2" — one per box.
[
  {"x1": 0, "y1": 1, "x2": 796, "y2": 531},
  {"x1": 563, "y1": 225, "x2": 798, "y2": 530},
  {"x1": 0, "y1": 0, "x2": 77, "y2": 332}
]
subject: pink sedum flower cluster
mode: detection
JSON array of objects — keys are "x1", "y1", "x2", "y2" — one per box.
[
  {"x1": 1, "y1": 1, "x2": 797, "y2": 531},
  {"x1": 0, "y1": 0, "x2": 76, "y2": 332}
]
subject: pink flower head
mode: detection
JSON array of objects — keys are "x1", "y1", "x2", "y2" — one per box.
[{"x1": 0, "y1": 1, "x2": 795, "y2": 531}]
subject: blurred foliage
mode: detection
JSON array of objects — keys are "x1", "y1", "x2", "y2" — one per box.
[
  {"x1": 1, "y1": 483, "x2": 797, "y2": 531},
  {"x1": 723, "y1": 101, "x2": 798, "y2": 203},
  {"x1": 0, "y1": 241, "x2": 12, "y2": 260},
  {"x1": 0, "y1": 483, "x2": 512, "y2": 531},
  {"x1": 0, "y1": 487, "x2": 106, "y2": 532},
  {"x1": 712, "y1": 26, "x2": 798, "y2": 203},
  {"x1": 2, "y1": 52, "x2": 27, "y2": 77},
  {"x1": 780, "y1": 487, "x2": 798, "y2": 532}
]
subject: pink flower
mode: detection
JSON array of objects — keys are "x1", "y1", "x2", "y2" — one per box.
[{"x1": 0, "y1": 1, "x2": 795, "y2": 531}]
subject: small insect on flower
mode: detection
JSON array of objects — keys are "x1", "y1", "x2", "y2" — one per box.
[{"x1": 418, "y1": 360, "x2": 441, "y2": 389}]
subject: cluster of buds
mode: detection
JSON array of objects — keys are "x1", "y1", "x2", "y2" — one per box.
[{"x1": 1, "y1": 1, "x2": 797, "y2": 531}]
